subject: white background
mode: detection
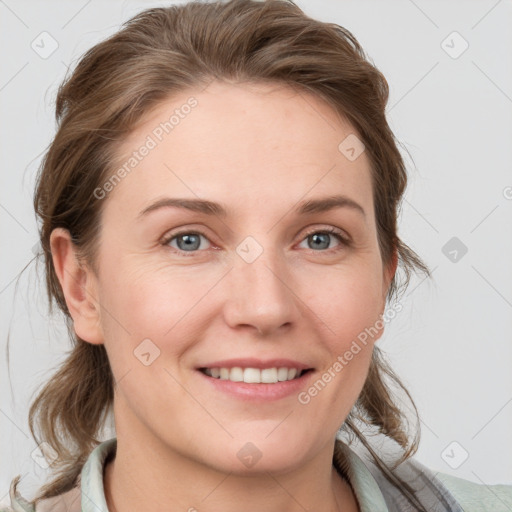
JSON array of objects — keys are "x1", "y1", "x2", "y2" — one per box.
[{"x1": 1, "y1": 0, "x2": 511, "y2": 504}]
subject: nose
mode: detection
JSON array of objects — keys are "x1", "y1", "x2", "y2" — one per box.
[{"x1": 222, "y1": 248, "x2": 298, "y2": 337}]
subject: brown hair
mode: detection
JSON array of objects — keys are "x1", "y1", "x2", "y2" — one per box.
[{"x1": 21, "y1": 0, "x2": 431, "y2": 508}]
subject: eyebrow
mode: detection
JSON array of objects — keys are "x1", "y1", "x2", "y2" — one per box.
[{"x1": 137, "y1": 194, "x2": 366, "y2": 220}]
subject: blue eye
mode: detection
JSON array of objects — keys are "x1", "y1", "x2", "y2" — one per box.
[
  {"x1": 163, "y1": 232, "x2": 210, "y2": 254},
  {"x1": 161, "y1": 226, "x2": 350, "y2": 257},
  {"x1": 299, "y1": 227, "x2": 349, "y2": 252}
]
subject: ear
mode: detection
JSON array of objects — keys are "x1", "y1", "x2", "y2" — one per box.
[
  {"x1": 49, "y1": 227, "x2": 104, "y2": 345},
  {"x1": 372, "y1": 248, "x2": 399, "y2": 345},
  {"x1": 381, "y1": 246, "x2": 398, "y2": 306}
]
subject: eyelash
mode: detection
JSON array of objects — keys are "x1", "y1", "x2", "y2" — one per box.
[{"x1": 160, "y1": 226, "x2": 351, "y2": 257}]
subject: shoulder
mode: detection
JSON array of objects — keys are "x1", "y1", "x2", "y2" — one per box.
[
  {"x1": 336, "y1": 438, "x2": 512, "y2": 511},
  {"x1": 436, "y1": 471, "x2": 512, "y2": 512}
]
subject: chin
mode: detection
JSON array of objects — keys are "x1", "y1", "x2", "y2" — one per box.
[{"x1": 200, "y1": 430, "x2": 315, "y2": 475}]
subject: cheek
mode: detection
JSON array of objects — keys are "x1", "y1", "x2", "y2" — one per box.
[
  {"x1": 305, "y1": 264, "x2": 385, "y2": 345},
  {"x1": 302, "y1": 262, "x2": 385, "y2": 405},
  {"x1": 97, "y1": 258, "x2": 224, "y2": 367}
]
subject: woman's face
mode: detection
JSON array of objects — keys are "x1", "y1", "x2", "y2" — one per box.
[{"x1": 77, "y1": 80, "x2": 394, "y2": 472}]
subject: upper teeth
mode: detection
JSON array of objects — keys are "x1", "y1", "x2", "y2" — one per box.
[{"x1": 203, "y1": 367, "x2": 302, "y2": 383}]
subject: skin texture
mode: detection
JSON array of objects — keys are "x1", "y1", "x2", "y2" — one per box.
[{"x1": 50, "y1": 80, "x2": 396, "y2": 512}]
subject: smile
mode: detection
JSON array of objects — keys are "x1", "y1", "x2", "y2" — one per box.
[{"x1": 200, "y1": 367, "x2": 306, "y2": 383}]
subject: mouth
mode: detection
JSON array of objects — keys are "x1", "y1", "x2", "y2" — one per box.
[
  {"x1": 195, "y1": 358, "x2": 315, "y2": 401},
  {"x1": 199, "y1": 366, "x2": 313, "y2": 384}
]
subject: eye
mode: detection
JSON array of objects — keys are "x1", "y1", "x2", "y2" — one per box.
[
  {"x1": 298, "y1": 227, "x2": 350, "y2": 253},
  {"x1": 162, "y1": 231, "x2": 212, "y2": 255},
  {"x1": 161, "y1": 226, "x2": 350, "y2": 257}
]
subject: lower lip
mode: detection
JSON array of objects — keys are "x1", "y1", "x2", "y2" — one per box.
[{"x1": 197, "y1": 370, "x2": 313, "y2": 402}]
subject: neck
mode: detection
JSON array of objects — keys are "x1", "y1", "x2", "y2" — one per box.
[{"x1": 103, "y1": 433, "x2": 359, "y2": 512}]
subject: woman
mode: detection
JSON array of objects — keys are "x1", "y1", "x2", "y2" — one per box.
[{"x1": 3, "y1": 0, "x2": 511, "y2": 511}]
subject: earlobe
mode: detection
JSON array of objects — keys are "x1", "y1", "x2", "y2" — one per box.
[{"x1": 49, "y1": 228, "x2": 104, "y2": 345}]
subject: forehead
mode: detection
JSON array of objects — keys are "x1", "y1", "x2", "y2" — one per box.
[{"x1": 104, "y1": 80, "x2": 374, "y2": 222}]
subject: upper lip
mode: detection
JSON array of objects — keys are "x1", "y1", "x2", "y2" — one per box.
[{"x1": 197, "y1": 358, "x2": 312, "y2": 370}]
